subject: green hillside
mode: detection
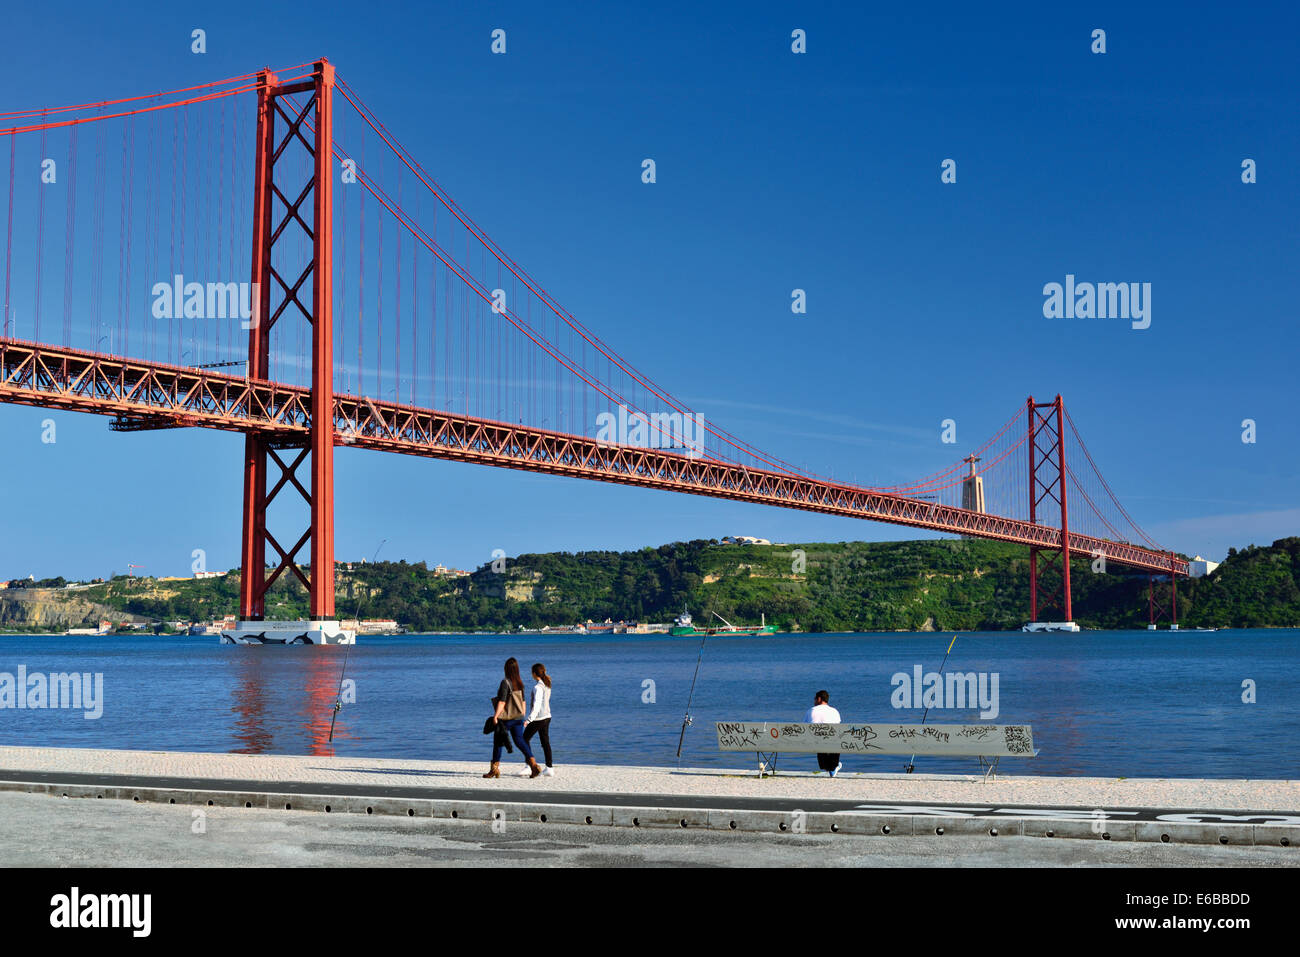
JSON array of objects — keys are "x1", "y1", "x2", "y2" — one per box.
[{"x1": 9, "y1": 536, "x2": 1297, "y2": 633}]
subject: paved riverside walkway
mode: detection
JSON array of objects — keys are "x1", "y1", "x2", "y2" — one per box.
[{"x1": 0, "y1": 745, "x2": 1297, "y2": 820}]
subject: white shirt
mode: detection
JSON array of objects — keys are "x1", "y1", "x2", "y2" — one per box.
[
  {"x1": 805, "y1": 703, "x2": 840, "y2": 724},
  {"x1": 528, "y1": 679, "x2": 552, "y2": 721}
]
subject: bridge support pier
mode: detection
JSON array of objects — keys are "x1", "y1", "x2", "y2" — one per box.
[
  {"x1": 1025, "y1": 395, "x2": 1076, "y2": 632},
  {"x1": 1146, "y1": 554, "x2": 1180, "y2": 631},
  {"x1": 230, "y1": 59, "x2": 348, "y2": 645}
]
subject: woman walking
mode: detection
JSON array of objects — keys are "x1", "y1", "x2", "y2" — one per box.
[
  {"x1": 523, "y1": 663, "x2": 554, "y2": 776},
  {"x1": 485, "y1": 657, "x2": 542, "y2": 779}
]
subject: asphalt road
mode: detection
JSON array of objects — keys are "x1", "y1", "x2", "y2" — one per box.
[{"x1": 0, "y1": 790, "x2": 1294, "y2": 867}]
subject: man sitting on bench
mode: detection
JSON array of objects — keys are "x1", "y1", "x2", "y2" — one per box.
[{"x1": 805, "y1": 689, "x2": 842, "y2": 777}]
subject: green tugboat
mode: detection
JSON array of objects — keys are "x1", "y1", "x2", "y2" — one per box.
[{"x1": 669, "y1": 609, "x2": 777, "y2": 637}]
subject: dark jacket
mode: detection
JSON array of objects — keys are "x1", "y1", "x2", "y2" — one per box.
[{"x1": 484, "y1": 699, "x2": 513, "y2": 753}]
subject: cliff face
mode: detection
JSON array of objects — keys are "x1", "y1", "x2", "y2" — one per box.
[{"x1": 0, "y1": 589, "x2": 122, "y2": 629}]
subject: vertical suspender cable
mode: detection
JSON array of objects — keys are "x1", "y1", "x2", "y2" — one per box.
[
  {"x1": 339, "y1": 139, "x2": 347, "y2": 392},
  {"x1": 180, "y1": 105, "x2": 188, "y2": 362},
  {"x1": 168, "y1": 110, "x2": 177, "y2": 362},
  {"x1": 376, "y1": 148, "x2": 384, "y2": 399},
  {"x1": 395, "y1": 177, "x2": 401, "y2": 402},
  {"x1": 118, "y1": 118, "x2": 127, "y2": 355},
  {"x1": 62, "y1": 125, "x2": 78, "y2": 347},
  {"x1": 357, "y1": 133, "x2": 365, "y2": 396},
  {"x1": 3, "y1": 133, "x2": 14, "y2": 336},
  {"x1": 90, "y1": 119, "x2": 105, "y2": 351},
  {"x1": 411, "y1": 188, "x2": 418, "y2": 405},
  {"x1": 34, "y1": 111, "x2": 47, "y2": 342}
]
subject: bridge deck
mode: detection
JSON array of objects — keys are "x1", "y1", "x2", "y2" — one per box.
[{"x1": 0, "y1": 338, "x2": 1188, "y2": 575}]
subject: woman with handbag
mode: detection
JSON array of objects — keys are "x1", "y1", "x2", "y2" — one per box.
[{"x1": 484, "y1": 657, "x2": 542, "y2": 779}]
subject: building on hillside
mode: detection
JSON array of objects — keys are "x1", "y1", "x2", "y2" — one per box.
[
  {"x1": 720, "y1": 536, "x2": 771, "y2": 546},
  {"x1": 340, "y1": 618, "x2": 403, "y2": 635},
  {"x1": 1188, "y1": 556, "x2": 1219, "y2": 578},
  {"x1": 68, "y1": 623, "x2": 111, "y2": 636}
]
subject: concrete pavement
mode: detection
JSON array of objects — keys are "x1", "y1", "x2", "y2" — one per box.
[
  {"x1": 0, "y1": 745, "x2": 1297, "y2": 856},
  {"x1": 0, "y1": 790, "x2": 1294, "y2": 867}
]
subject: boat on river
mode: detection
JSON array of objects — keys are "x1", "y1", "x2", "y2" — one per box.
[{"x1": 669, "y1": 609, "x2": 777, "y2": 637}]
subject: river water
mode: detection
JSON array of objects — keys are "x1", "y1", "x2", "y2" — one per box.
[{"x1": 0, "y1": 630, "x2": 1295, "y2": 778}]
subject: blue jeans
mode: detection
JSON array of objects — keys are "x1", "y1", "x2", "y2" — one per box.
[{"x1": 492, "y1": 718, "x2": 534, "y2": 763}]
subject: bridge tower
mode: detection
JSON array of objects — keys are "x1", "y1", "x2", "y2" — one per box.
[
  {"x1": 1025, "y1": 395, "x2": 1077, "y2": 631},
  {"x1": 1145, "y1": 552, "x2": 1181, "y2": 630},
  {"x1": 229, "y1": 59, "x2": 350, "y2": 645}
]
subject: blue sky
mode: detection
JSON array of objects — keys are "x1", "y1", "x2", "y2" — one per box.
[{"x1": 1, "y1": 1, "x2": 1297, "y2": 580}]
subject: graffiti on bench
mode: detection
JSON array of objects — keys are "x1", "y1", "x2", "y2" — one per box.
[{"x1": 715, "y1": 722, "x2": 1036, "y2": 757}]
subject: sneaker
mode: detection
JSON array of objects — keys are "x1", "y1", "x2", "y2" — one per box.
[
  {"x1": 542, "y1": 766, "x2": 554, "y2": 777},
  {"x1": 830, "y1": 762, "x2": 842, "y2": 778}
]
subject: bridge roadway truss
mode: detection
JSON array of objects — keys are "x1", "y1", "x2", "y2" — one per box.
[{"x1": 0, "y1": 336, "x2": 1188, "y2": 580}]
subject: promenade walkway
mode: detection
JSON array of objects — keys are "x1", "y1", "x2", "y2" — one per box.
[{"x1": 0, "y1": 746, "x2": 1297, "y2": 842}]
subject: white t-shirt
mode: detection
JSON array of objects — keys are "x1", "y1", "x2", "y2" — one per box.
[
  {"x1": 528, "y1": 679, "x2": 552, "y2": 721},
  {"x1": 805, "y1": 702, "x2": 840, "y2": 723}
]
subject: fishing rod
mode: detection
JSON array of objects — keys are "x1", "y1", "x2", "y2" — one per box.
[
  {"x1": 327, "y1": 645, "x2": 352, "y2": 743},
  {"x1": 904, "y1": 633, "x2": 958, "y2": 774},
  {"x1": 676, "y1": 609, "x2": 759, "y2": 764},
  {"x1": 675, "y1": 609, "x2": 710, "y2": 767},
  {"x1": 329, "y1": 539, "x2": 386, "y2": 743}
]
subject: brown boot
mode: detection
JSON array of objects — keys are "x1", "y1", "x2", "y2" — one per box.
[
  {"x1": 482, "y1": 762, "x2": 500, "y2": 779},
  {"x1": 527, "y1": 757, "x2": 543, "y2": 779}
]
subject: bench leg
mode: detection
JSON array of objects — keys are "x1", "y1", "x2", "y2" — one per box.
[{"x1": 978, "y1": 755, "x2": 1000, "y2": 781}]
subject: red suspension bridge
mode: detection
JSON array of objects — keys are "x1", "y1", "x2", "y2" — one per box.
[{"x1": 0, "y1": 60, "x2": 1186, "y2": 636}]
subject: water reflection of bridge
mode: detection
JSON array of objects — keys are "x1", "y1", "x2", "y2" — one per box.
[{"x1": 230, "y1": 649, "x2": 347, "y2": 755}]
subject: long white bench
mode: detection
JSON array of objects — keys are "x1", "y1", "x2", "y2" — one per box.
[{"x1": 715, "y1": 721, "x2": 1038, "y2": 778}]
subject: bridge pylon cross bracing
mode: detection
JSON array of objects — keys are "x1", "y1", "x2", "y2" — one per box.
[
  {"x1": 1027, "y1": 395, "x2": 1074, "y2": 626},
  {"x1": 238, "y1": 60, "x2": 337, "y2": 628}
]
